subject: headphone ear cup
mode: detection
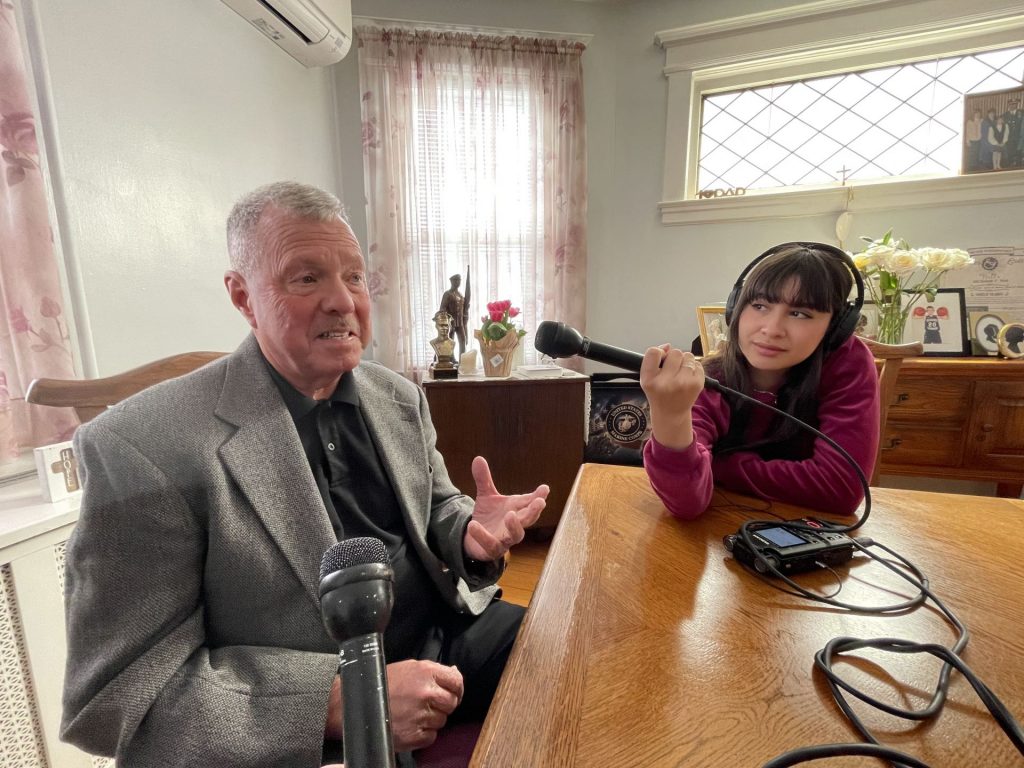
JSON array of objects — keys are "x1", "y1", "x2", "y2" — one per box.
[
  {"x1": 724, "y1": 284, "x2": 741, "y2": 326},
  {"x1": 827, "y1": 303, "x2": 860, "y2": 350}
]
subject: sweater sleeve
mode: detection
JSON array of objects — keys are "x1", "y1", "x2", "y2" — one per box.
[
  {"x1": 711, "y1": 337, "x2": 880, "y2": 515},
  {"x1": 642, "y1": 389, "x2": 731, "y2": 520}
]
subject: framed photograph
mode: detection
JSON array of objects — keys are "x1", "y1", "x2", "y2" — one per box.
[
  {"x1": 968, "y1": 310, "x2": 1005, "y2": 356},
  {"x1": 997, "y1": 322, "x2": 1024, "y2": 359},
  {"x1": 855, "y1": 302, "x2": 880, "y2": 341},
  {"x1": 696, "y1": 305, "x2": 728, "y2": 355},
  {"x1": 903, "y1": 288, "x2": 970, "y2": 356},
  {"x1": 962, "y1": 86, "x2": 1024, "y2": 175}
]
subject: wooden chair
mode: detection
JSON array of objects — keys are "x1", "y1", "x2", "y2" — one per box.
[
  {"x1": 26, "y1": 351, "x2": 226, "y2": 424},
  {"x1": 862, "y1": 338, "x2": 924, "y2": 486}
]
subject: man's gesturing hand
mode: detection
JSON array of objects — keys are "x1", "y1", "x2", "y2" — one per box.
[{"x1": 463, "y1": 456, "x2": 548, "y2": 562}]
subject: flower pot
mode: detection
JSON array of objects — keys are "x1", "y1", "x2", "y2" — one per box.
[{"x1": 475, "y1": 330, "x2": 520, "y2": 378}]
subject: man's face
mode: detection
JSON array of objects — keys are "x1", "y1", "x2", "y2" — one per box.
[{"x1": 226, "y1": 207, "x2": 371, "y2": 398}]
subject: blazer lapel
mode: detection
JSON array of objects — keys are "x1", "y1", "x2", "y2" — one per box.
[
  {"x1": 354, "y1": 365, "x2": 430, "y2": 542},
  {"x1": 214, "y1": 336, "x2": 336, "y2": 608}
]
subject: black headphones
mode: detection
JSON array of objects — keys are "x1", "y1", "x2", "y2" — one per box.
[{"x1": 724, "y1": 241, "x2": 865, "y2": 353}]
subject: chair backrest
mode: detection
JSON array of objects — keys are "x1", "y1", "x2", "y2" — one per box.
[
  {"x1": 26, "y1": 351, "x2": 227, "y2": 424},
  {"x1": 862, "y1": 338, "x2": 924, "y2": 485}
]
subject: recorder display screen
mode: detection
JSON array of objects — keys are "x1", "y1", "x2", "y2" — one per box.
[{"x1": 756, "y1": 527, "x2": 805, "y2": 548}]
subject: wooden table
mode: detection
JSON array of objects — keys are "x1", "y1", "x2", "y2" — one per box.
[{"x1": 473, "y1": 464, "x2": 1024, "y2": 767}]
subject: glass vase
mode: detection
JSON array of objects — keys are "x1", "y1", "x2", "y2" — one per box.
[{"x1": 876, "y1": 293, "x2": 908, "y2": 345}]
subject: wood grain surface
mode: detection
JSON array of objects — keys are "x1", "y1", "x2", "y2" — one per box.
[{"x1": 473, "y1": 464, "x2": 1024, "y2": 767}]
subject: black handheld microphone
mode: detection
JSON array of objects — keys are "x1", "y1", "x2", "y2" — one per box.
[
  {"x1": 319, "y1": 537, "x2": 396, "y2": 768},
  {"x1": 534, "y1": 320, "x2": 724, "y2": 392}
]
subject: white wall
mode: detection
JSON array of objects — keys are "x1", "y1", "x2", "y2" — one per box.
[{"x1": 27, "y1": 0, "x2": 342, "y2": 376}]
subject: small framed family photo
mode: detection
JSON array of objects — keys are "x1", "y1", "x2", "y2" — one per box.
[
  {"x1": 903, "y1": 288, "x2": 970, "y2": 356},
  {"x1": 696, "y1": 305, "x2": 728, "y2": 356},
  {"x1": 962, "y1": 86, "x2": 1024, "y2": 175}
]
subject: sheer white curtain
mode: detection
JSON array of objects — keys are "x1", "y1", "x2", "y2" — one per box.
[
  {"x1": 1, "y1": 0, "x2": 78, "y2": 477},
  {"x1": 356, "y1": 28, "x2": 588, "y2": 378}
]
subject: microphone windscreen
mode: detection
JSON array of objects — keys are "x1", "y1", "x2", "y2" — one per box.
[
  {"x1": 320, "y1": 536, "x2": 389, "y2": 580},
  {"x1": 534, "y1": 321, "x2": 583, "y2": 357}
]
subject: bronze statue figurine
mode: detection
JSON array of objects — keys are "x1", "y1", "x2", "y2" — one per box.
[
  {"x1": 429, "y1": 310, "x2": 459, "y2": 379},
  {"x1": 439, "y1": 267, "x2": 471, "y2": 357}
]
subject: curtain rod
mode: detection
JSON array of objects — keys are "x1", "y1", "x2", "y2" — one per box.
[{"x1": 353, "y1": 15, "x2": 592, "y2": 45}]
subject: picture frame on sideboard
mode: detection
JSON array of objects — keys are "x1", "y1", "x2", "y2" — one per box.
[
  {"x1": 696, "y1": 305, "x2": 728, "y2": 356},
  {"x1": 969, "y1": 310, "x2": 1005, "y2": 356},
  {"x1": 903, "y1": 288, "x2": 970, "y2": 357}
]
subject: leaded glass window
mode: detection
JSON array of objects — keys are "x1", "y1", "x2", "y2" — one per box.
[{"x1": 697, "y1": 44, "x2": 1024, "y2": 194}]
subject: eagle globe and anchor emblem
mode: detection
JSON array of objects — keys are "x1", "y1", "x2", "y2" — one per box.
[{"x1": 605, "y1": 402, "x2": 648, "y2": 446}]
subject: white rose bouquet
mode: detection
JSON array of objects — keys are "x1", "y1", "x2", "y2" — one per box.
[{"x1": 851, "y1": 230, "x2": 973, "y2": 344}]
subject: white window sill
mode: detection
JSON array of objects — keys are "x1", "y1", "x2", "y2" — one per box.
[{"x1": 658, "y1": 170, "x2": 1024, "y2": 226}]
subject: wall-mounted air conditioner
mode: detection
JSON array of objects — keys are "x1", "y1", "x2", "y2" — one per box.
[{"x1": 221, "y1": 0, "x2": 352, "y2": 67}]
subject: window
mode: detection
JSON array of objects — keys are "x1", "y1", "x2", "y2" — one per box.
[
  {"x1": 655, "y1": 2, "x2": 1024, "y2": 224},
  {"x1": 357, "y1": 27, "x2": 587, "y2": 377},
  {"x1": 698, "y1": 44, "x2": 1024, "y2": 194},
  {"x1": 406, "y1": 66, "x2": 542, "y2": 371}
]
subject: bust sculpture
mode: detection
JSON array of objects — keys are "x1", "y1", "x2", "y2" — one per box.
[{"x1": 429, "y1": 310, "x2": 459, "y2": 379}]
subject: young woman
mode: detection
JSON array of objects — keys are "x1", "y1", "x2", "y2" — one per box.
[{"x1": 640, "y1": 243, "x2": 880, "y2": 520}]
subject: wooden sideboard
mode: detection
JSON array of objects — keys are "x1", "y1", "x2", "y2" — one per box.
[
  {"x1": 878, "y1": 356, "x2": 1024, "y2": 497},
  {"x1": 422, "y1": 374, "x2": 587, "y2": 533},
  {"x1": 424, "y1": 357, "x2": 1022, "y2": 526}
]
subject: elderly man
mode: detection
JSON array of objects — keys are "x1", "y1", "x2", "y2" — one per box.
[{"x1": 60, "y1": 181, "x2": 547, "y2": 767}]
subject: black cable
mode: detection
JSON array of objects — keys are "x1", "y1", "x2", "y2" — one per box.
[
  {"x1": 761, "y1": 743, "x2": 932, "y2": 768},
  {"x1": 713, "y1": 386, "x2": 1024, "y2": 766},
  {"x1": 719, "y1": 384, "x2": 870, "y2": 526},
  {"x1": 719, "y1": 384, "x2": 887, "y2": 606}
]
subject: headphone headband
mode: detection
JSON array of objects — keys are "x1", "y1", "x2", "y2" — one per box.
[{"x1": 723, "y1": 241, "x2": 865, "y2": 352}]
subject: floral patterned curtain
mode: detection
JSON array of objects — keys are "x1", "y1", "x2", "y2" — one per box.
[
  {"x1": 356, "y1": 28, "x2": 588, "y2": 377},
  {"x1": 1, "y1": 2, "x2": 77, "y2": 469}
]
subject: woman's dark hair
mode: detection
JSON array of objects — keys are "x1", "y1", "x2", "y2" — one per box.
[{"x1": 703, "y1": 244, "x2": 854, "y2": 458}]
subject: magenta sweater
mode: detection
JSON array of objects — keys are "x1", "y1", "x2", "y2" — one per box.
[{"x1": 643, "y1": 335, "x2": 880, "y2": 519}]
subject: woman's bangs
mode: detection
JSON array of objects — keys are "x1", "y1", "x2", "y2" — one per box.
[{"x1": 745, "y1": 255, "x2": 835, "y2": 312}]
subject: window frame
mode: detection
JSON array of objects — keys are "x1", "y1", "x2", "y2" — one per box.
[{"x1": 655, "y1": 0, "x2": 1024, "y2": 226}]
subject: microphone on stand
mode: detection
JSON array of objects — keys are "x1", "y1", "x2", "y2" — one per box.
[
  {"x1": 533, "y1": 320, "x2": 724, "y2": 392},
  {"x1": 319, "y1": 537, "x2": 397, "y2": 768}
]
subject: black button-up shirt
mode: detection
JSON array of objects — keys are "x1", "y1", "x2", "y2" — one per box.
[{"x1": 263, "y1": 358, "x2": 443, "y2": 662}]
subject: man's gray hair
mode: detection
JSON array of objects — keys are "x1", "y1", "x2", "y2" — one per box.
[{"x1": 226, "y1": 181, "x2": 347, "y2": 275}]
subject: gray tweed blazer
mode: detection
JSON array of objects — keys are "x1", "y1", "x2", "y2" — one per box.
[{"x1": 60, "y1": 334, "x2": 498, "y2": 767}]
